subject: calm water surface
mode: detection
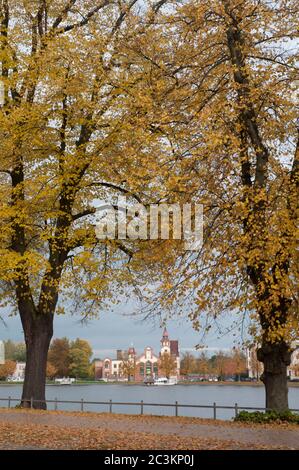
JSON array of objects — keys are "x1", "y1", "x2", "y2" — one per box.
[{"x1": 0, "y1": 384, "x2": 298, "y2": 420}]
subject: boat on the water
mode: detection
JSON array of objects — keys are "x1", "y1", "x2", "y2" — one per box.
[
  {"x1": 154, "y1": 377, "x2": 177, "y2": 386},
  {"x1": 54, "y1": 377, "x2": 75, "y2": 385},
  {"x1": 144, "y1": 377, "x2": 177, "y2": 386}
]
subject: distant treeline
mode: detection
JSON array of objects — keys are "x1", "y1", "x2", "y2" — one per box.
[
  {"x1": 3, "y1": 340, "x2": 26, "y2": 362},
  {"x1": 0, "y1": 338, "x2": 96, "y2": 380},
  {"x1": 180, "y1": 350, "x2": 247, "y2": 380},
  {"x1": 1, "y1": 339, "x2": 248, "y2": 381}
]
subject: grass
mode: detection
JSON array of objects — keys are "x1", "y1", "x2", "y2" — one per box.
[{"x1": 235, "y1": 410, "x2": 299, "y2": 424}]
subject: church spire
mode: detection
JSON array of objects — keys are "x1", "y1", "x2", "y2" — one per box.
[
  {"x1": 162, "y1": 327, "x2": 169, "y2": 339},
  {"x1": 161, "y1": 327, "x2": 170, "y2": 353}
]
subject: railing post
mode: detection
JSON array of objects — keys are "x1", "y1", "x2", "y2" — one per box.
[
  {"x1": 1, "y1": 396, "x2": 261, "y2": 419},
  {"x1": 235, "y1": 403, "x2": 238, "y2": 418}
]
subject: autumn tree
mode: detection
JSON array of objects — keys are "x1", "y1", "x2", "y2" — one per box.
[
  {"x1": 69, "y1": 339, "x2": 92, "y2": 379},
  {"x1": 0, "y1": 0, "x2": 168, "y2": 408},
  {"x1": 180, "y1": 352, "x2": 196, "y2": 376},
  {"x1": 231, "y1": 348, "x2": 246, "y2": 381},
  {"x1": 134, "y1": 0, "x2": 298, "y2": 412},
  {"x1": 159, "y1": 353, "x2": 177, "y2": 379},
  {"x1": 4, "y1": 340, "x2": 26, "y2": 362},
  {"x1": 197, "y1": 352, "x2": 210, "y2": 376},
  {"x1": 0, "y1": 360, "x2": 16, "y2": 380},
  {"x1": 222, "y1": 357, "x2": 235, "y2": 378},
  {"x1": 89, "y1": 361, "x2": 96, "y2": 381},
  {"x1": 120, "y1": 359, "x2": 137, "y2": 381},
  {"x1": 46, "y1": 362, "x2": 57, "y2": 380},
  {"x1": 1, "y1": 0, "x2": 297, "y2": 415},
  {"x1": 48, "y1": 338, "x2": 70, "y2": 377},
  {"x1": 13, "y1": 342, "x2": 26, "y2": 362},
  {"x1": 212, "y1": 352, "x2": 228, "y2": 381},
  {"x1": 2, "y1": 340, "x2": 15, "y2": 360}
]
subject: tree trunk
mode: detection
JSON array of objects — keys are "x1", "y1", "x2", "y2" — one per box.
[
  {"x1": 257, "y1": 342, "x2": 291, "y2": 413},
  {"x1": 21, "y1": 313, "x2": 54, "y2": 410}
]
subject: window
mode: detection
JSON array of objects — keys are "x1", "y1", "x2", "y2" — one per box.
[
  {"x1": 139, "y1": 362, "x2": 144, "y2": 375},
  {"x1": 146, "y1": 361, "x2": 152, "y2": 376},
  {"x1": 105, "y1": 361, "x2": 110, "y2": 369}
]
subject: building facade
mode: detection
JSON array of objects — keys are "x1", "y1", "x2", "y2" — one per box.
[
  {"x1": 247, "y1": 341, "x2": 299, "y2": 380},
  {"x1": 10, "y1": 362, "x2": 26, "y2": 381},
  {"x1": 0, "y1": 341, "x2": 4, "y2": 365},
  {"x1": 94, "y1": 328, "x2": 180, "y2": 382}
]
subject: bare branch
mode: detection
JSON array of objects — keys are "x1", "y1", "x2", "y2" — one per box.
[
  {"x1": 111, "y1": 0, "x2": 138, "y2": 35},
  {"x1": 88, "y1": 181, "x2": 143, "y2": 204},
  {"x1": 52, "y1": 0, "x2": 77, "y2": 29},
  {"x1": 58, "y1": 1, "x2": 111, "y2": 34}
]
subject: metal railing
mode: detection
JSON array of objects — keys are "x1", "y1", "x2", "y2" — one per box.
[{"x1": 1, "y1": 397, "x2": 299, "y2": 419}]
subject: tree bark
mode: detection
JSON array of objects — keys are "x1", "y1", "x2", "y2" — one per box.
[
  {"x1": 223, "y1": 5, "x2": 295, "y2": 414},
  {"x1": 21, "y1": 312, "x2": 54, "y2": 410},
  {"x1": 257, "y1": 342, "x2": 291, "y2": 413}
]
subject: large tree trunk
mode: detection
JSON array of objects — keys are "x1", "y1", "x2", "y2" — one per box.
[
  {"x1": 21, "y1": 312, "x2": 54, "y2": 410},
  {"x1": 257, "y1": 342, "x2": 291, "y2": 413}
]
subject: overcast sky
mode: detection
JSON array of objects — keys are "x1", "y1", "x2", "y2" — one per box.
[{"x1": 0, "y1": 298, "x2": 245, "y2": 358}]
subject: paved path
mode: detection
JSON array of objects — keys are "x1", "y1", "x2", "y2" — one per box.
[{"x1": 0, "y1": 410, "x2": 298, "y2": 449}]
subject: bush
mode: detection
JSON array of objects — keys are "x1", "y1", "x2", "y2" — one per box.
[{"x1": 234, "y1": 410, "x2": 299, "y2": 424}]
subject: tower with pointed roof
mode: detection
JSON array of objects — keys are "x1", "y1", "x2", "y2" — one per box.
[
  {"x1": 128, "y1": 344, "x2": 136, "y2": 360},
  {"x1": 93, "y1": 329, "x2": 180, "y2": 381},
  {"x1": 160, "y1": 327, "x2": 171, "y2": 355}
]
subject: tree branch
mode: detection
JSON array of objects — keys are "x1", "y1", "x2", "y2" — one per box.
[
  {"x1": 88, "y1": 181, "x2": 143, "y2": 204},
  {"x1": 52, "y1": 0, "x2": 77, "y2": 30},
  {"x1": 57, "y1": 1, "x2": 111, "y2": 34},
  {"x1": 72, "y1": 208, "x2": 97, "y2": 221},
  {"x1": 225, "y1": 7, "x2": 269, "y2": 188}
]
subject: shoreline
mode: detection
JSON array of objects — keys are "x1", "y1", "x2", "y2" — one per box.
[{"x1": 1, "y1": 380, "x2": 299, "y2": 387}]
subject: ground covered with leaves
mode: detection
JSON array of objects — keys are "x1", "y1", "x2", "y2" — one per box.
[
  {"x1": 0, "y1": 409, "x2": 298, "y2": 450},
  {"x1": 0, "y1": 420, "x2": 264, "y2": 450}
]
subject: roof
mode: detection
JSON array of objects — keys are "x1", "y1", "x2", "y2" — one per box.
[
  {"x1": 162, "y1": 327, "x2": 169, "y2": 338},
  {"x1": 170, "y1": 340, "x2": 179, "y2": 356}
]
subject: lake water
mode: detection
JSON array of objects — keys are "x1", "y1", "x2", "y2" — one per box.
[{"x1": 0, "y1": 384, "x2": 298, "y2": 420}]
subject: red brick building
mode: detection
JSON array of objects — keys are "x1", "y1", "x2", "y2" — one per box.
[{"x1": 94, "y1": 328, "x2": 180, "y2": 381}]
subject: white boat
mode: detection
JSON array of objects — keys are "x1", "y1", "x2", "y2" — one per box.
[
  {"x1": 153, "y1": 377, "x2": 177, "y2": 386},
  {"x1": 54, "y1": 377, "x2": 75, "y2": 385}
]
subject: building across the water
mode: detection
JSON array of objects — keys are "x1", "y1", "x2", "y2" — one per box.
[
  {"x1": 10, "y1": 362, "x2": 26, "y2": 381},
  {"x1": 94, "y1": 328, "x2": 180, "y2": 382},
  {"x1": 0, "y1": 341, "x2": 4, "y2": 365}
]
